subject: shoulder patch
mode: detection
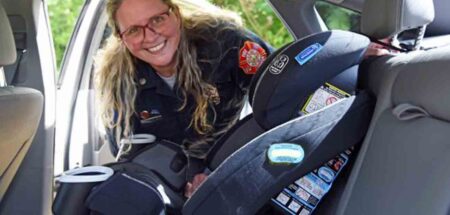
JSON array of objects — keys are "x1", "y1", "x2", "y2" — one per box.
[{"x1": 239, "y1": 41, "x2": 268, "y2": 75}]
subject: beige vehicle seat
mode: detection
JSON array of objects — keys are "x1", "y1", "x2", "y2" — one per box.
[
  {"x1": 0, "y1": 3, "x2": 43, "y2": 202},
  {"x1": 335, "y1": 0, "x2": 450, "y2": 214}
]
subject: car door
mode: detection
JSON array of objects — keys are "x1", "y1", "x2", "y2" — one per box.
[{"x1": 54, "y1": 0, "x2": 112, "y2": 176}]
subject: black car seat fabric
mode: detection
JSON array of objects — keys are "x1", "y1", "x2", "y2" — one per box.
[
  {"x1": 207, "y1": 30, "x2": 369, "y2": 170},
  {"x1": 182, "y1": 31, "x2": 373, "y2": 214},
  {"x1": 206, "y1": 115, "x2": 265, "y2": 170},
  {"x1": 249, "y1": 30, "x2": 368, "y2": 130},
  {"x1": 0, "y1": 3, "x2": 43, "y2": 202},
  {"x1": 183, "y1": 93, "x2": 374, "y2": 215}
]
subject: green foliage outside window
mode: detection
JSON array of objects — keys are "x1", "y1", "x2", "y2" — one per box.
[
  {"x1": 210, "y1": 0, "x2": 293, "y2": 48},
  {"x1": 315, "y1": 1, "x2": 360, "y2": 32},
  {"x1": 47, "y1": 0, "x2": 84, "y2": 69},
  {"x1": 47, "y1": 0, "x2": 358, "y2": 71}
]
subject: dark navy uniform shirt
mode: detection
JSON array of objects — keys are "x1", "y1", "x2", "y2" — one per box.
[{"x1": 111, "y1": 24, "x2": 272, "y2": 179}]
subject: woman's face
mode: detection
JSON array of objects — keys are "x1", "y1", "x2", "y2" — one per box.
[{"x1": 116, "y1": 0, "x2": 181, "y2": 72}]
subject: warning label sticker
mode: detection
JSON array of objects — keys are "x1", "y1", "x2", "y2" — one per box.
[{"x1": 300, "y1": 83, "x2": 351, "y2": 115}]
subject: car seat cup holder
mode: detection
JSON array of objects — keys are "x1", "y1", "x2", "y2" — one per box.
[
  {"x1": 116, "y1": 134, "x2": 156, "y2": 160},
  {"x1": 52, "y1": 166, "x2": 114, "y2": 215}
]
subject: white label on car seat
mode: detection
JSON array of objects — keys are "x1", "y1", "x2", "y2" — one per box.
[
  {"x1": 295, "y1": 173, "x2": 330, "y2": 199},
  {"x1": 269, "y1": 54, "x2": 289, "y2": 74},
  {"x1": 288, "y1": 200, "x2": 302, "y2": 212},
  {"x1": 300, "y1": 83, "x2": 350, "y2": 114},
  {"x1": 275, "y1": 192, "x2": 291, "y2": 205},
  {"x1": 271, "y1": 147, "x2": 354, "y2": 214},
  {"x1": 295, "y1": 187, "x2": 311, "y2": 202},
  {"x1": 299, "y1": 208, "x2": 311, "y2": 215}
]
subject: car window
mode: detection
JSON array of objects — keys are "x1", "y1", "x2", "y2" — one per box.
[
  {"x1": 48, "y1": 0, "x2": 85, "y2": 72},
  {"x1": 210, "y1": 0, "x2": 293, "y2": 48},
  {"x1": 315, "y1": 1, "x2": 361, "y2": 33}
]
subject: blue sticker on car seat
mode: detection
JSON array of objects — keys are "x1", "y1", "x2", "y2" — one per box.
[{"x1": 295, "y1": 43, "x2": 323, "y2": 65}]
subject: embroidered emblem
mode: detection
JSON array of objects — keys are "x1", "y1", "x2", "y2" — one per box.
[
  {"x1": 140, "y1": 110, "x2": 150, "y2": 119},
  {"x1": 139, "y1": 109, "x2": 162, "y2": 124},
  {"x1": 239, "y1": 41, "x2": 267, "y2": 75}
]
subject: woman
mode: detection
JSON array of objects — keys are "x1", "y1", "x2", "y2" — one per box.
[{"x1": 95, "y1": 0, "x2": 271, "y2": 197}]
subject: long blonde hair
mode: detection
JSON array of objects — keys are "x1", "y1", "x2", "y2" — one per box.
[{"x1": 96, "y1": 0, "x2": 243, "y2": 153}]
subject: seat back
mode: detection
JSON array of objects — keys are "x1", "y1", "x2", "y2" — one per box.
[
  {"x1": 0, "y1": 3, "x2": 43, "y2": 202},
  {"x1": 338, "y1": 44, "x2": 450, "y2": 215},
  {"x1": 333, "y1": 0, "x2": 450, "y2": 214}
]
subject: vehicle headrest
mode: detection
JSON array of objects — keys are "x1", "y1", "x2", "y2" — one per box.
[
  {"x1": 361, "y1": 0, "x2": 435, "y2": 39},
  {"x1": 249, "y1": 30, "x2": 370, "y2": 130},
  {"x1": 0, "y1": 3, "x2": 16, "y2": 66},
  {"x1": 392, "y1": 46, "x2": 450, "y2": 122}
]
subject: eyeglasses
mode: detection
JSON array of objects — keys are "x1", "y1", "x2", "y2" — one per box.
[{"x1": 119, "y1": 7, "x2": 173, "y2": 44}]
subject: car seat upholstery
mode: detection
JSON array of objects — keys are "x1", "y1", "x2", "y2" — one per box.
[
  {"x1": 333, "y1": 0, "x2": 450, "y2": 214},
  {"x1": 207, "y1": 30, "x2": 365, "y2": 170},
  {"x1": 182, "y1": 31, "x2": 372, "y2": 214},
  {"x1": 0, "y1": 3, "x2": 43, "y2": 202}
]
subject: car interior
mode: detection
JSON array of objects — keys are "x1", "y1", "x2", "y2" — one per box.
[
  {"x1": 0, "y1": 0, "x2": 54, "y2": 214},
  {"x1": 1, "y1": 0, "x2": 450, "y2": 214},
  {"x1": 0, "y1": 0, "x2": 44, "y2": 207}
]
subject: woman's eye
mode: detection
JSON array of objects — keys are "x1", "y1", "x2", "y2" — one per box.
[
  {"x1": 151, "y1": 16, "x2": 165, "y2": 25},
  {"x1": 126, "y1": 27, "x2": 140, "y2": 35}
]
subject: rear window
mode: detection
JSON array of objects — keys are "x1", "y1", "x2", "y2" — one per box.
[{"x1": 315, "y1": 1, "x2": 361, "y2": 32}]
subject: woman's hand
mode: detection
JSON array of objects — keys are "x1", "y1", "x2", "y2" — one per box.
[
  {"x1": 184, "y1": 173, "x2": 208, "y2": 198},
  {"x1": 364, "y1": 42, "x2": 390, "y2": 58}
]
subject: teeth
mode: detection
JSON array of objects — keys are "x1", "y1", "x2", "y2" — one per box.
[{"x1": 148, "y1": 42, "x2": 165, "y2": 53}]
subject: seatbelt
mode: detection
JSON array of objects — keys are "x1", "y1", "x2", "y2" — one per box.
[
  {"x1": 367, "y1": 36, "x2": 408, "y2": 53},
  {"x1": 6, "y1": 48, "x2": 26, "y2": 85}
]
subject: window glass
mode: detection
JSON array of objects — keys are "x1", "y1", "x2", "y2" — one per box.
[
  {"x1": 210, "y1": 0, "x2": 294, "y2": 48},
  {"x1": 315, "y1": 1, "x2": 361, "y2": 32},
  {"x1": 48, "y1": 0, "x2": 85, "y2": 70}
]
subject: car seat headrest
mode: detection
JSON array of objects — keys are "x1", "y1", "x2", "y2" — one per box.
[
  {"x1": 249, "y1": 30, "x2": 370, "y2": 130},
  {"x1": 392, "y1": 46, "x2": 450, "y2": 122},
  {"x1": 361, "y1": 0, "x2": 435, "y2": 39},
  {"x1": 0, "y1": 3, "x2": 16, "y2": 66}
]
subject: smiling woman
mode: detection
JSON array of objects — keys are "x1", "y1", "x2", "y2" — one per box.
[
  {"x1": 95, "y1": 0, "x2": 272, "y2": 197},
  {"x1": 114, "y1": 0, "x2": 182, "y2": 75}
]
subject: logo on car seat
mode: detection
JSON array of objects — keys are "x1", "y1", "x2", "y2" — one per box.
[
  {"x1": 295, "y1": 43, "x2": 323, "y2": 65},
  {"x1": 269, "y1": 54, "x2": 289, "y2": 75}
]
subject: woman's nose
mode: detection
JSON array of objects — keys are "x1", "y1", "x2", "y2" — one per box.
[{"x1": 142, "y1": 27, "x2": 159, "y2": 43}]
